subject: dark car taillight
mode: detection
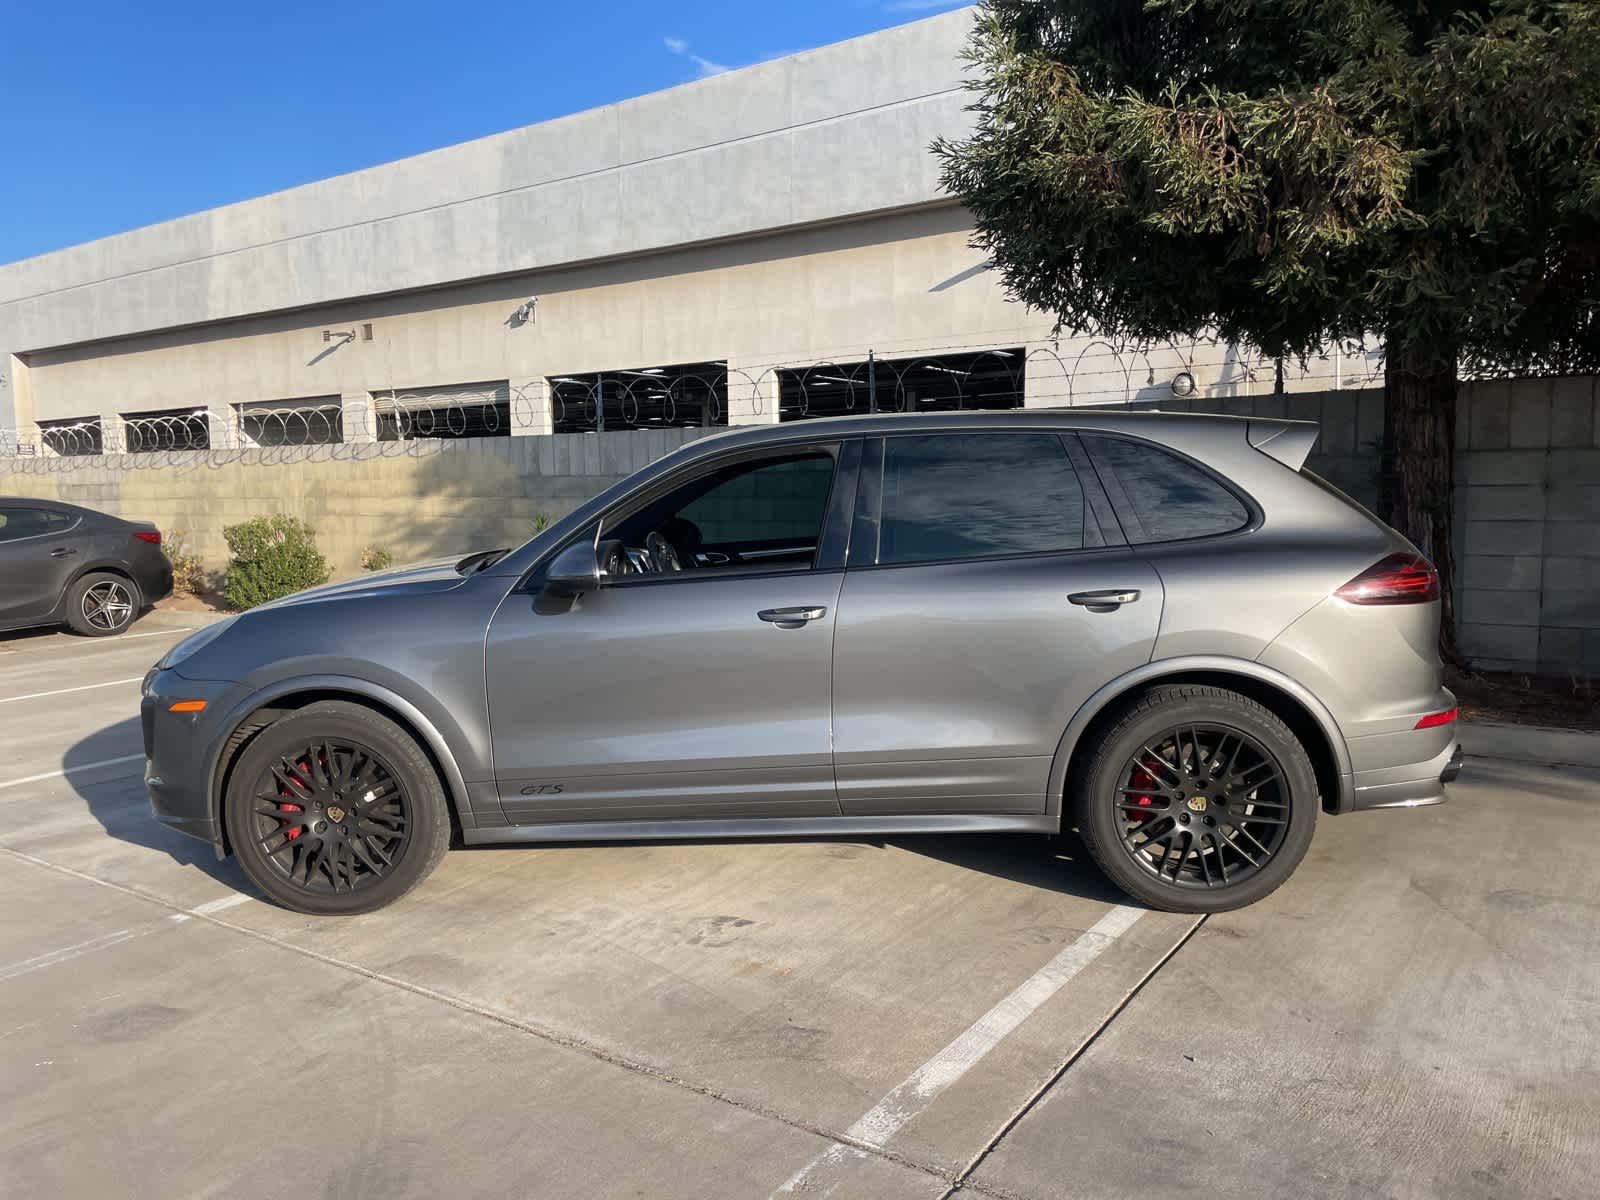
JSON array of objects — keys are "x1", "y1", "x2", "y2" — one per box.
[
  {"x1": 133, "y1": 530, "x2": 162, "y2": 546},
  {"x1": 1334, "y1": 553, "x2": 1440, "y2": 605}
]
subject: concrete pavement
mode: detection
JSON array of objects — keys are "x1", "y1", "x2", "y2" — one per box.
[{"x1": 1, "y1": 616, "x2": 1596, "y2": 1198}]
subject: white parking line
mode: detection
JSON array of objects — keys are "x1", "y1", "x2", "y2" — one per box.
[
  {"x1": 0, "y1": 755, "x2": 145, "y2": 792},
  {"x1": 771, "y1": 904, "x2": 1146, "y2": 1197},
  {"x1": 168, "y1": 893, "x2": 255, "y2": 923},
  {"x1": 0, "y1": 628, "x2": 185, "y2": 655},
  {"x1": 0, "y1": 928, "x2": 144, "y2": 982},
  {"x1": 0, "y1": 677, "x2": 144, "y2": 705}
]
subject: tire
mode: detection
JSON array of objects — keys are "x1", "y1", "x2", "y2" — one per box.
[
  {"x1": 225, "y1": 701, "x2": 451, "y2": 915},
  {"x1": 65, "y1": 571, "x2": 141, "y2": 637},
  {"x1": 1072, "y1": 684, "x2": 1318, "y2": 913}
]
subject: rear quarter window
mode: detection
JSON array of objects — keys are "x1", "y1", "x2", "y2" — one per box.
[
  {"x1": 0, "y1": 507, "x2": 76, "y2": 541},
  {"x1": 1082, "y1": 434, "x2": 1250, "y2": 544}
]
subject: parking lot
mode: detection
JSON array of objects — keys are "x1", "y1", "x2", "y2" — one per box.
[{"x1": 1, "y1": 617, "x2": 1596, "y2": 1199}]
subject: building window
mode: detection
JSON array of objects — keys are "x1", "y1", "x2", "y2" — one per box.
[
  {"x1": 548, "y1": 361, "x2": 729, "y2": 434},
  {"x1": 235, "y1": 398, "x2": 344, "y2": 447},
  {"x1": 37, "y1": 417, "x2": 104, "y2": 457},
  {"x1": 779, "y1": 348, "x2": 1024, "y2": 421},
  {"x1": 123, "y1": 408, "x2": 211, "y2": 453},
  {"x1": 374, "y1": 381, "x2": 511, "y2": 440}
]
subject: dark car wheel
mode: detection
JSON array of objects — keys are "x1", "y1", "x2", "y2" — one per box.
[
  {"x1": 1072, "y1": 684, "x2": 1318, "y2": 913},
  {"x1": 64, "y1": 571, "x2": 142, "y2": 637},
  {"x1": 225, "y1": 702, "x2": 451, "y2": 915}
]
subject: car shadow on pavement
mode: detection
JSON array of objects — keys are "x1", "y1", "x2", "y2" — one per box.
[
  {"x1": 65, "y1": 717, "x2": 250, "y2": 889},
  {"x1": 891, "y1": 831, "x2": 1137, "y2": 904},
  {"x1": 460, "y1": 830, "x2": 1135, "y2": 905}
]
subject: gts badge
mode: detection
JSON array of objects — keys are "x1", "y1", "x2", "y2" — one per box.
[{"x1": 520, "y1": 784, "x2": 566, "y2": 796}]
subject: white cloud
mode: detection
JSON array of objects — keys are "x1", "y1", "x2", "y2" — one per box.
[{"x1": 664, "y1": 35, "x2": 730, "y2": 78}]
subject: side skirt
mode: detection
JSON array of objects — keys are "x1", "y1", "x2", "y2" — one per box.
[{"x1": 461, "y1": 812, "x2": 1060, "y2": 847}]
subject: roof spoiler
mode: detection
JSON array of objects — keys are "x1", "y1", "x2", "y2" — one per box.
[{"x1": 1247, "y1": 419, "x2": 1319, "y2": 471}]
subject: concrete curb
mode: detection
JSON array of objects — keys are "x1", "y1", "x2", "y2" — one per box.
[
  {"x1": 146, "y1": 607, "x2": 231, "y2": 631},
  {"x1": 1461, "y1": 719, "x2": 1600, "y2": 770}
]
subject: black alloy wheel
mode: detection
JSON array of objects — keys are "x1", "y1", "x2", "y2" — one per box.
[
  {"x1": 249, "y1": 739, "x2": 412, "y2": 895},
  {"x1": 1074, "y1": 684, "x2": 1318, "y2": 913},
  {"x1": 1115, "y1": 725, "x2": 1289, "y2": 889},
  {"x1": 226, "y1": 701, "x2": 451, "y2": 915}
]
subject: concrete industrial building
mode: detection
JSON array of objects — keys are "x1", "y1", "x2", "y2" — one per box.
[{"x1": 0, "y1": 8, "x2": 1366, "y2": 456}]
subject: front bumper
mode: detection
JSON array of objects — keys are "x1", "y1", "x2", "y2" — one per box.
[{"x1": 142, "y1": 667, "x2": 231, "y2": 849}]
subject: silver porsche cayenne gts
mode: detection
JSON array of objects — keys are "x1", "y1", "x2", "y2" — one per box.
[{"x1": 143, "y1": 411, "x2": 1461, "y2": 915}]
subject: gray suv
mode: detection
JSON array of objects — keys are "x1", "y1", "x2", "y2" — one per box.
[{"x1": 142, "y1": 412, "x2": 1461, "y2": 915}]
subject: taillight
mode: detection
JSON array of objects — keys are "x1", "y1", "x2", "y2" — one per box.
[
  {"x1": 1414, "y1": 707, "x2": 1458, "y2": 730},
  {"x1": 1334, "y1": 553, "x2": 1439, "y2": 605},
  {"x1": 133, "y1": 530, "x2": 161, "y2": 546}
]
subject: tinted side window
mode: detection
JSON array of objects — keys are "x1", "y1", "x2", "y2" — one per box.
[
  {"x1": 1082, "y1": 435, "x2": 1249, "y2": 544},
  {"x1": 679, "y1": 454, "x2": 835, "y2": 546},
  {"x1": 878, "y1": 434, "x2": 1088, "y2": 565},
  {"x1": 0, "y1": 508, "x2": 72, "y2": 542}
]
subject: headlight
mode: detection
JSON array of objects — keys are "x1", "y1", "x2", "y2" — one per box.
[{"x1": 159, "y1": 617, "x2": 237, "y2": 671}]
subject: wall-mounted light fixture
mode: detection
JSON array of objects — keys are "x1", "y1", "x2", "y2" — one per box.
[
  {"x1": 1170, "y1": 371, "x2": 1198, "y2": 398},
  {"x1": 513, "y1": 296, "x2": 539, "y2": 325},
  {"x1": 322, "y1": 329, "x2": 356, "y2": 344}
]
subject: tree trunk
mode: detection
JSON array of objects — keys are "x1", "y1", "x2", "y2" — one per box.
[{"x1": 1383, "y1": 338, "x2": 1461, "y2": 666}]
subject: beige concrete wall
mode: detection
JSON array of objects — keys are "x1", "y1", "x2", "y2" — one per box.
[
  {"x1": 0, "y1": 429, "x2": 709, "y2": 580},
  {"x1": 17, "y1": 204, "x2": 1381, "y2": 441}
]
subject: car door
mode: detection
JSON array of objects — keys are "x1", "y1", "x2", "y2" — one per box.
[
  {"x1": 832, "y1": 431, "x2": 1164, "y2": 815},
  {"x1": 484, "y1": 440, "x2": 858, "y2": 825},
  {"x1": 0, "y1": 504, "x2": 82, "y2": 625}
]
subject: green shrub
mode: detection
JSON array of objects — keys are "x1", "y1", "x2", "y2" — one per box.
[
  {"x1": 224, "y1": 515, "x2": 329, "y2": 610},
  {"x1": 361, "y1": 546, "x2": 395, "y2": 572},
  {"x1": 163, "y1": 529, "x2": 208, "y2": 597}
]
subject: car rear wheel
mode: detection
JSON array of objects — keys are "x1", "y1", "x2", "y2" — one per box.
[
  {"x1": 225, "y1": 702, "x2": 451, "y2": 915},
  {"x1": 65, "y1": 572, "x2": 141, "y2": 636},
  {"x1": 1072, "y1": 684, "x2": 1318, "y2": 913}
]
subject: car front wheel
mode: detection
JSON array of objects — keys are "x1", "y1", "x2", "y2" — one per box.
[
  {"x1": 225, "y1": 701, "x2": 451, "y2": 915},
  {"x1": 1073, "y1": 684, "x2": 1318, "y2": 913}
]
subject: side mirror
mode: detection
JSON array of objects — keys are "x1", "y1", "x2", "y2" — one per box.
[
  {"x1": 544, "y1": 542, "x2": 602, "y2": 597},
  {"x1": 543, "y1": 538, "x2": 627, "y2": 598}
]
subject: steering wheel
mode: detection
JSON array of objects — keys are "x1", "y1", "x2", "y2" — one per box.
[{"x1": 645, "y1": 530, "x2": 683, "y2": 572}]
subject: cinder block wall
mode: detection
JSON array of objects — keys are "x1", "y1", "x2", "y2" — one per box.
[
  {"x1": 1455, "y1": 377, "x2": 1600, "y2": 676},
  {"x1": 0, "y1": 428, "x2": 711, "y2": 581}
]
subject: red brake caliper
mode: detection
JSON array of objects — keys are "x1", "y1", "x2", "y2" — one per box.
[
  {"x1": 1127, "y1": 764, "x2": 1158, "y2": 824},
  {"x1": 278, "y1": 754, "x2": 313, "y2": 840}
]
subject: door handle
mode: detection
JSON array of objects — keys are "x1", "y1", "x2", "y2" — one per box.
[
  {"x1": 50, "y1": 547, "x2": 78, "y2": 558},
  {"x1": 758, "y1": 606, "x2": 827, "y2": 625},
  {"x1": 1068, "y1": 589, "x2": 1141, "y2": 611}
]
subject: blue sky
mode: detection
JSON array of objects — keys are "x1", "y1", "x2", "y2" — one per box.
[{"x1": 0, "y1": 0, "x2": 970, "y2": 265}]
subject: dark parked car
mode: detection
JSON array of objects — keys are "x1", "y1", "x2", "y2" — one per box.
[
  {"x1": 0, "y1": 498, "x2": 173, "y2": 637},
  {"x1": 142, "y1": 411, "x2": 1460, "y2": 916}
]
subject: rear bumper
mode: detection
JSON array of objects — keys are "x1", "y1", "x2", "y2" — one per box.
[
  {"x1": 1351, "y1": 737, "x2": 1461, "y2": 810},
  {"x1": 134, "y1": 556, "x2": 174, "y2": 605}
]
